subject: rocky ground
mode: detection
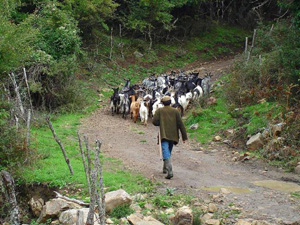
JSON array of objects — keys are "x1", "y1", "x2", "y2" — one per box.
[{"x1": 79, "y1": 58, "x2": 300, "y2": 224}]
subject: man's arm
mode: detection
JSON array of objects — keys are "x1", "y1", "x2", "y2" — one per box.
[
  {"x1": 176, "y1": 112, "x2": 188, "y2": 141},
  {"x1": 152, "y1": 109, "x2": 160, "y2": 126}
]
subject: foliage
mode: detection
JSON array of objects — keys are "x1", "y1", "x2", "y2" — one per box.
[
  {"x1": 18, "y1": 98, "x2": 154, "y2": 194},
  {"x1": 224, "y1": 21, "x2": 299, "y2": 108},
  {"x1": 60, "y1": 0, "x2": 118, "y2": 38},
  {"x1": 278, "y1": 0, "x2": 300, "y2": 28},
  {"x1": 109, "y1": 203, "x2": 134, "y2": 219},
  {"x1": 185, "y1": 93, "x2": 236, "y2": 144},
  {"x1": 23, "y1": 1, "x2": 82, "y2": 110},
  {"x1": 0, "y1": 98, "x2": 26, "y2": 171},
  {"x1": 0, "y1": 13, "x2": 36, "y2": 79}
]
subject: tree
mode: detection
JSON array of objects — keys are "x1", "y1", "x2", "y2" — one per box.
[{"x1": 60, "y1": 0, "x2": 119, "y2": 39}]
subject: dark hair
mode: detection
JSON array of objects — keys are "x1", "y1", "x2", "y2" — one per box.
[{"x1": 162, "y1": 100, "x2": 171, "y2": 106}]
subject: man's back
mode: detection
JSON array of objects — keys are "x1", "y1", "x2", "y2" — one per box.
[{"x1": 152, "y1": 105, "x2": 187, "y2": 144}]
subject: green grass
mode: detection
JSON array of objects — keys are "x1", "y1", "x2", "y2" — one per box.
[
  {"x1": 97, "y1": 24, "x2": 248, "y2": 88},
  {"x1": 185, "y1": 73, "x2": 283, "y2": 144},
  {"x1": 17, "y1": 80, "x2": 154, "y2": 197},
  {"x1": 241, "y1": 102, "x2": 283, "y2": 135},
  {"x1": 290, "y1": 192, "x2": 300, "y2": 198},
  {"x1": 185, "y1": 98, "x2": 235, "y2": 144},
  {"x1": 185, "y1": 99, "x2": 282, "y2": 144},
  {"x1": 109, "y1": 204, "x2": 134, "y2": 219},
  {"x1": 19, "y1": 113, "x2": 153, "y2": 195}
]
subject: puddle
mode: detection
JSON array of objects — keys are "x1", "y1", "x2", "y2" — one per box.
[
  {"x1": 200, "y1": 186, "x2": 253, "y2": 194},
  {"x1": 252, "y1": 180, "x2": 300, "y2": 192}
]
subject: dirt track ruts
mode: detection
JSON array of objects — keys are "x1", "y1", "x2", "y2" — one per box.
[{"x1": 80, "y1": 58, "x2": 300, "y2": 223}]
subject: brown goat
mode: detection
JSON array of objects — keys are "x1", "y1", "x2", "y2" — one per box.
[{"x1": 130, "y1": 95, "x2": 140, "y2": 123}]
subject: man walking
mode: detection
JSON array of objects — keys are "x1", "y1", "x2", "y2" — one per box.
[{"x1": 152, "y1": 96, "x2": 188, "y2": 179}]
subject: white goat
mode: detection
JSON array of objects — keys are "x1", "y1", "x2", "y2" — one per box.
[
  {"x1": 152, "y1": 97, "x2": 163, "y2": 116},
  {"x1": 139, "y1": 100, "x2": 148, "y2": 126},
  {"x1": 178, "y1": 93, "x2": 191, "y2": 111},
  {"x1": 193, "y1": 85, "x2": 203, "y2": 100}
]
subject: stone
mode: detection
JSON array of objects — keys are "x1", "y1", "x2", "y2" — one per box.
[
  {"x1": 223, "y1": 139, "x2": 231, "y2": 145},
  {"x1": 207, "y1": 97, "x2": 217, "y2": 105},
  {"x1": 171, "y1": 206, "x2": 193, "y2": 225},
  {"x1": 200, "y1": 213, "x2": 213, "y2": 224},
  {"x1": 105, "y1": 189, "x2": 132, "y2": 213},
  {"x1": 246, "y1": 133, "x2": 264, "y2": 151},
  {"x1": 213, "y1": 136, "x2": 222, "y2": 142},
  {"x1": 165, "y1": 208, "x2": 175, "y2": 214},
  {"x1": 127, "y1": 213, "x2": 144, "y2": 225},
  {"x1": 206, "y1": 219, "x2": 220, "y2": 225},
  {"x1": 189, "y1": 123, "x2": 199, "y2": 130},
  {"x1": 59, "y1": 208, "x2": 99, "y2": 225},
  {"x1": 224, "y1": 129, "x2": 234, "y2": 137},
  {"x1": 137, "y1": 216, "x2": 164, "y2": 225},
  {"x1": 119, "y1": 218, "x2": 129, "y2": 225},
  {"x1": 131, "y1": 203, "x2": 142, "y2": 212},
  {"x1": 144, "y1": 203, "x2": 154, "y2": 210},
  {"x1": 251, "y1": 220, "x2": 272, "y2": 225},
  {"x1": 236, "y1": 220, "x2": 252, "y2": 225},
  {"x1": 134, "y1": 51, "x2": 144, "y2": 58},
  {"x1": 50, "y1": 220, "x2": 60, "y2": 225},
  {"x1": 265, "y1": 137, "x2": 284, "y2": 152},
  {"x1": 200, "y1": 205, "x2": 208, "y2": 212},
  {"x1": 132, "y1": 194, "x2": 147, "y2": 201},
  {"x1": 271, "y1": 123, "x2": 284, "y2": 137},
  {"x1": 294, "y1": 165, "x2": 300, "y2": 174},
  {"x1": 232, "y1": 157, "x2": 238, "y2": 162},
  {"x1": 28, "y1": 197, "x2": 44, "y2": 217},
  {"x1": 233, "y1": 152, "x2": 240, "y2": 157},
  {"x1": 38, "y1": 198, "x2": 82, "y2": 223},
  {"x1": 262, "y1": 129, "x2": 270, "y2": 140},
  {"x1": 220, "y1": 188, "x2": 231, "y2": 194},
  {"x1": 106, "y1": 218, "x2": 114, "y2": 224},
  {"x1": 208, "y1": 203, "x2": 217, "y2": 213}
]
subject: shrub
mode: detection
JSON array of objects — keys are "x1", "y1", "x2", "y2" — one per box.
[
  {"x1": 224, "y1": 20, "x2": 300, "y2": 107},
  {"x1": 109, "y1": 204, "x2": 134, "y2": 219},
  {"x1": 0, "y1": 100, "x2": 26, "y2": 171}
]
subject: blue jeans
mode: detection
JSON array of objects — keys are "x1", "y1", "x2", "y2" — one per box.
[{"x1": 161, "y1": 140, "x2": 174, "y2": 160}]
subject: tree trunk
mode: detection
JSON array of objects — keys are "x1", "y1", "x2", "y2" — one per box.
[
  {"x1": 148, "y1": 26, "x2": 152, "y2": 50},
  {"x1": 23, "y1": 67, "x2": 33, "y2": 114},
  {"x1": 109, "y1": 27, "x2": 113, "y2": 60},
  {"x1": 9, "y1": 72, "x2": 24, "y2": 119},
  {"x1": 0, "y1": 170, "x2": 20, "y2": 225}
]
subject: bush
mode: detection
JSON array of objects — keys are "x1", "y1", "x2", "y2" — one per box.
[
  {"x1": 0, "y1": 100, "x2": 26, "y2": 171},
  {"x1": 224, "y1": 20, "x2": 300, "y2": 107},
  {"x1": 109, "y1": 204, "x2": 134, "y2": 219}
]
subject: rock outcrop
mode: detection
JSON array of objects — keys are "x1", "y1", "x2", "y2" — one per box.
[
  {"x1": 105, "y1": 189, "x2": 132, "y2": 213},
  {"x1": 246, "y1": 133, "x2": 264, "y2": 150}
]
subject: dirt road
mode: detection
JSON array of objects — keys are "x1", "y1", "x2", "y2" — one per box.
[{"x1": 80, "y1": 58, "x2": 300, "y2": 224}]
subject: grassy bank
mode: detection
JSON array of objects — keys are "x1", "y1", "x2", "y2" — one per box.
[
  {"x1": 184, "y1": 75, "x2": 299, "y2": 171},
  {"x1": 95, "y1": 24, "x2": 248, "y2": 87},
  {"x1": 18, "y1": 79, "x2": 153, "y2": 198}
]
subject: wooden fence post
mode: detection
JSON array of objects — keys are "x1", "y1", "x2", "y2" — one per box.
[
  {"x1": 0, "y1": 170, "x2": 20, "y2": 225},
  {"x1": 46, "y1": 116, "x2": 74, "y2": 175},
  {"x1": 77, "y1": 132, "x2": 91, "y2": 195}
]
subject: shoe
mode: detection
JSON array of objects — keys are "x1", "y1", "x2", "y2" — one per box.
[
  {"x1": 165, "y1": 159, "x2": 173, "y2": 179},
  {"x1": 163, "y1": 160, "x2": 167, "y2": 174}
]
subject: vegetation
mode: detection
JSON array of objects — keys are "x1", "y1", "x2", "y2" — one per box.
[
  {"x1": 186, "y1": 20, "x2": 299, "y2": 169},
  {"x1": 1, "y1": 0, "x2": 300, "y2": 223}
]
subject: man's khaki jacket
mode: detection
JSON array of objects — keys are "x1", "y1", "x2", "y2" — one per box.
[{"x1": 152, "y1": 105, "x2": 188, "y2": 144}]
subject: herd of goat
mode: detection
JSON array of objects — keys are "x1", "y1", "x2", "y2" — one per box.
[{"x1": 109, "y1": 71, "x2": 212, "y2": 126}]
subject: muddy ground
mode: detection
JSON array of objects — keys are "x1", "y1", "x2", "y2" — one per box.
[{"x1": 80, "y1": 58, "x2": 300, "y2": 224}]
